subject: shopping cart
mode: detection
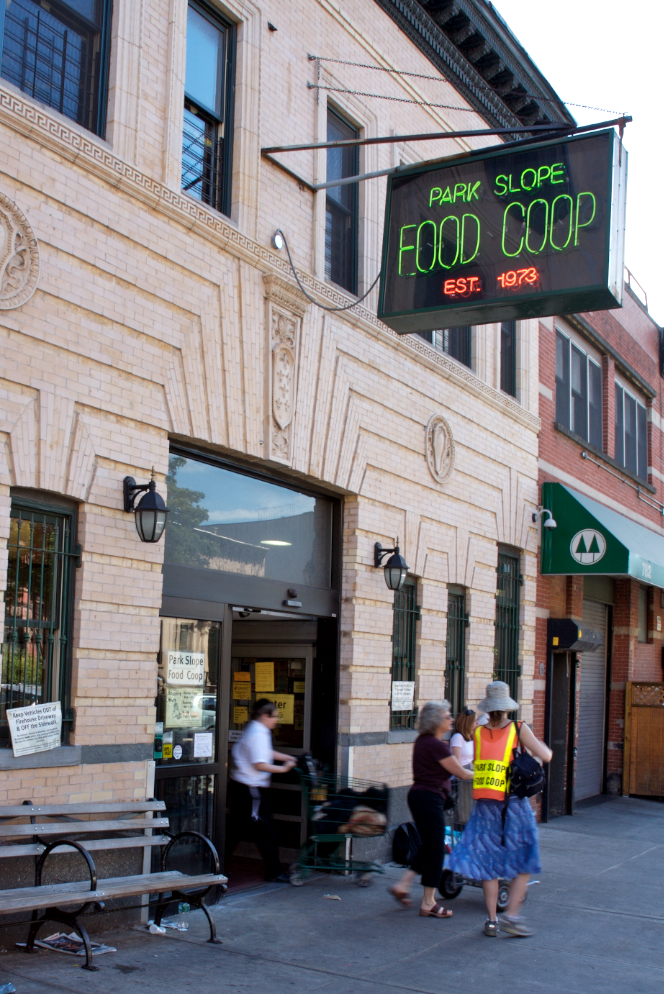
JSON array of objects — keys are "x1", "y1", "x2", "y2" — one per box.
[
  {"x1": 438, "y1": 780, "x2": 532, "y2": 913},
  {"x1": 290, "y1": 766, "x2": 389, "y2": 887}
]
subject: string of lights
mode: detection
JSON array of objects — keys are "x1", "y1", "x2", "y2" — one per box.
[{"x1": 307, "y1": 54, "x2": 626, "y2": 117}]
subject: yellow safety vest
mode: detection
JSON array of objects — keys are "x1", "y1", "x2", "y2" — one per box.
[{"x1": 472, "y1": 723, "x2": 518, "y2": 801}]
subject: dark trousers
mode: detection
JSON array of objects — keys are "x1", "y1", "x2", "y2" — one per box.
[
  {"x1": 227, "y1": 780, "x2": 284, "y2": 880},
  {"x1": 408, "y1": 787, "x2": 447, "y2": 888}
]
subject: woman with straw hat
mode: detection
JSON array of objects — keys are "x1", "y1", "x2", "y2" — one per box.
[{"x1": 446, "y1": 681, "x2": 552, "y2": 938}]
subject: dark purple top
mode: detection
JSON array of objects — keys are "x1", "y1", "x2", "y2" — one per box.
[{"x1": 411, "y1": 734, "x2": 452, "y2": 796}]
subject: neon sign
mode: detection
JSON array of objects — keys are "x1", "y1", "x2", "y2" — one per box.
[{"x1": 378, "y1": 130, "x2": 626, "y2": 334}]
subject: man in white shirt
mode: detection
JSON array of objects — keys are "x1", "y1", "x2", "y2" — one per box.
[{"x1": 228, "y1": 700, "x2": 296, "y2": 882}]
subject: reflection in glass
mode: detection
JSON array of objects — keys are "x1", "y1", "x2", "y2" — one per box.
[
  {"x1": 158, "y1": 618, "x2": 220, "y2": 765},
  {"x1": 153, "y1": 774, "x2": 217, "y2": 879},
  {"x1": 185, "y1": 4, "x2": 225, "y2": 116},
  {"x1": 164, "y1": 455, "x2": 333, "y2": 588}
]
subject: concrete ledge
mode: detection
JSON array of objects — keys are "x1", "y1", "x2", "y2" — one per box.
[
  {"x1": 0, "y1": 744, "x2": 152, "y2": 770},
  {"x1": 386, "y1": 730, "x2": 418, "y2": 744}
]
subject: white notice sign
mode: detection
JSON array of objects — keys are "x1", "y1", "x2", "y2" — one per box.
[
  {"x1": 7, "y1": 702, "x2": 62, "y2": 757},
  {"x1": 194, "y1": 732, "x2": 213, "y2": 758},
  {"x1": 165, "y1": 688, "x2": 202, "y2": 727},
  {"x1": 391, "y1": 681, "x2": 415, "y2": 713},
  {"x1": 166, "y1": 651, "x2": 205, "y2": 687}
]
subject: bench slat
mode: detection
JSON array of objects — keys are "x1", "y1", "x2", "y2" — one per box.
[
  {"x1": 0, "y1": 802, "x2": 166, "y2": 818},
  {"x1": 0, "y1": 871, "x2": 228, "y2": 914},
  {"x1": 0, "y1": 818, "x2": 169, "y2": 839},
  {"x1": 0, "y1": 835, "x2": 172, "y2": 859}
]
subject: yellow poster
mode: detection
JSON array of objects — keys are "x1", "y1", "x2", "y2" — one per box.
[
  {"x1": 162, "y1": 743, "x2": 173, "y2": 759},
  {"x1": 293, "y1": 681, "x2": 305, "y2": 694},
  {"x1": 233, "y1": 682, "x2": 252, "y2": 700},
  {"x1": 233, "y1": 706, "x2": 249, "y2": 725},
  {"x1": 235, "y1": 672, "x2": 251, "y2": 682},
  {"x1": 263, "y1": 693, "x2": 294, "y2": 724},
  {"x1": 255, "y1": 661, "x2": 274, "y2": 692}
]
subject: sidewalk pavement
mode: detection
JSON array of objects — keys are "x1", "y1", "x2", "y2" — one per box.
[{"x1": 1, "y1": 796, "x2": 662, "y2": 994}]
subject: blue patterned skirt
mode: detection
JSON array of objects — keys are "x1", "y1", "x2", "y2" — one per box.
[{"x1": 445, "y1": 797, "x2": 541, "y2": 880}]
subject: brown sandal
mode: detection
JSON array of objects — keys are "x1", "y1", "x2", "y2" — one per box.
[
  {"x1": 419, "y1": 903, "x2": 453, "y2": 918},
  {"x1": 388, "y1": 886, "x2": 412, "y2": 908}
]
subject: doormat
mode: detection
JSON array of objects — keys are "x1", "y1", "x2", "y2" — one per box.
[{"x1": 16, "y1": 932, "x2": 117, "y2": 957}]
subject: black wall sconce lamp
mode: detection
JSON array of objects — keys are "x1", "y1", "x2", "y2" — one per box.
[
  {"x1": 374, "y1": 539, "x2": 409, "y2": 591},
  {"x1": 123, "y1": 469, "x2": 169, "y2": 543}
]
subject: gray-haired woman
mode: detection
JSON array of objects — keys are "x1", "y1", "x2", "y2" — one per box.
[{"x1": 389, "y1": 700, "x2": 474, "y2": 918}]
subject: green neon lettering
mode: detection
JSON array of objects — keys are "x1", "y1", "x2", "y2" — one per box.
[
  {"x1": 502, "y1": 202, "x2": 525, "y2": 257},
  {"x1": 550, "y1": 194, "x2": 574, "y2": 250},
  {"x1": 460, "y1": 213, "x2": 480, "y2": 264},
  {"x1": 453, "y1": 183, "x2": 467, "y2": 203},
  {"x1": 520, "y1": 168, "x2": 537, "y2": 191},
  {"x1": 398, "y1": 224, "x2": 417, "y2": 276},
  {"x1": 551, "y1": 163, "x2": 565, "y2": 184},
  {"x1": 508, "y1": 174, "x2": 521, "y2": 193},
  {"x1": 468, "y1": 181, "x2": 481, "y2": 201},
  {"x1": 442, "y1": 186, "x2": 452, "y2": 203},
  {"x1": 574, "y1": 192, "x2": 596, "y2": 245},
  {"x1": 537, "y1": 165, "x2": 551, "y2": 187},
  {"x1": 494, "y1": 175, "x2": 508, "y2": 196},
  {"x1": 438, "y1": 215, "x2": 460, "y2": 269},
  {"x1": 416, "y1": 220, "x2": 437, "y2": 273},
  {"x1": 429, "y1": 187, "x2": 442, "y2": 207},
  {"x1": 526, "y1": 199, "x2": 549, "y2": 254}
]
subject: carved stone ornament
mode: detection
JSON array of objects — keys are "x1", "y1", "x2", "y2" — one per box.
[
  {"x1": 263, "y1": 275, "x2": 308, "y2": 464},
  {"x1": 425, "y1": 414, "x2": 455, "y2": 484},
  {"x1": 0, "y1": 191, "x2": 40, "y2": 309}
]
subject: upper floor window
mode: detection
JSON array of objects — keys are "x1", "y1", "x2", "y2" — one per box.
[
  {"x1": 325, "y1": 108, "x2": 358, "y2": 294},
  {"x1": 182, "y1": 1, "x2": 234, "y2": 216},
  {"x1": 0, "y1": 0, "x2": 112, "y2": 136},
  {"x1": 615, "y1": 381, "x2": 647, "y2": 481},
  {"x1": 500, "y1": 321, "x2": 516, "y2": 397},
  {"x1": 555, "y1": 329, "x2": 602, "y2": 450},
  {"x1": 418, "y1": 327, "x2": 471, "y2": 368}
]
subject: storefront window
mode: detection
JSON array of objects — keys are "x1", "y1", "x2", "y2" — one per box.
[
  {"x1": 164, "y1": 454, "x2": 333, "y2": 588},
  {"x1": 157, "y1": 618, "x2": 220, "y2": 765}
]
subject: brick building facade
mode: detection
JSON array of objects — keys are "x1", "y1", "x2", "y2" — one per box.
[{"x1": 535, "y1": 285, "x2": 663, "y2": 817}]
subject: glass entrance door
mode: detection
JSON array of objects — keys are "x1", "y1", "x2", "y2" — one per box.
[{"x1": 227, "y1": 644, "x2": 313, "y2": 867}]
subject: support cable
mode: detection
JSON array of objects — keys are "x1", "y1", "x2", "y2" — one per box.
[{"x1": 275, "y1": 229, "x2": 380, "y2": 313}]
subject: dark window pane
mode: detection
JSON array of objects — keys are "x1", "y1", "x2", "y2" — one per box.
[
  {"x1": 391, "y1": 581, "x2": 418, "y2": 731},
  {"x1": 555, "y1": 331, "x2": 570, "y2": 428},
  {"x1": 417, "y1": 327, "x2": 471, "y2": 368},
  {"x1": 588, "y1": 360, "x2": 602, "y2": 450},
  {"x1": 182, "y1": 104, "x2": 224, "y2": 206},
  {"x1": 615, "y1": 384, "x2": 624, "y2": 465},
  {"x1": 494, "y1": 552, "x2": 520, "y2": 705},
  {"x1": 500, "y1": 321, "x2": 516, "y2": 396},
  {"x1": 185, "y1": 4, "x2": 225, "y2": 118},
  {"x1": 571, "y1": 344, "x2": 587, "y2": 440},
  {"x1": 325, "y1": 109, "x2": 358, "y2": 294},
  {"x1": 624, "y1": 393, "x2": 637, "y2": 474},
  {"x1": 637, "y1": 403, "x2": 648, "y2": 481},
  {"x1": 1, "y1": 0, "x2": 108, "y2": 135},
  {"x1": 445, "y1": 592, "x2": 466, "y2": 715}
]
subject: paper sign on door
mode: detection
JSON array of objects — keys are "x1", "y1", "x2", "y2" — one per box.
[
  {"x1": 262, "y1": 694, "x2": 294, "y2": 724},
  {"x1": 254, "y1": 662, "x2": 274, "y2": 692}
]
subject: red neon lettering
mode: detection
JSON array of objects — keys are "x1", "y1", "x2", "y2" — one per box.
[
  {"x1": 443, "y1": 277, "x2": 482, "y2": 298},
  {"x1": 496, "y1": 267, "x2": 540, "y2": 289}
]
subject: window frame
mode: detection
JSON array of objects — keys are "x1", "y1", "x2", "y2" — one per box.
[
  {"x1": 418, "y1": 327, "x2": 472, "y2": 368},
  {"x1": 325, "y1": 106, "x2": 359, "y2": 296},
  {"x1": 390, "y1": 578, "x2": 419, "y2": 731},
  {"x1": 445, "y1": 587, "x2": 468, "y2": 716},
  {"x1": 0, "y1": 0, "x2": 113, "y2": 138},
  {"x1": 494, "y1": 550, "x2": 520, "y2": 705},
  {"x1": 2, "y1": 495, "x2": 79, "y2": 749},
  {"x1": 500, "y1": 321, "x2": 517, "y2": 397},
  {"x1": 614, "y1": 379, "x2": 648, "y2": 481},
  {"x1": 555, "y1": 328, "x2": 602, "y2": 450},
  {"x1": 182, "y1": 0, "x2": 236, "y2": 217}
]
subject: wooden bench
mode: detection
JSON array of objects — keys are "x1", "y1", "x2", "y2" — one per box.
[{"x1": 0, "y1": 800, "x2": 228, "y2": 970}]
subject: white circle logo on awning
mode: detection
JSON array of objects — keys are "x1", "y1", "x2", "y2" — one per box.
[{"x1": 570, "y1": 529, "x2": 606, "y2": 565}]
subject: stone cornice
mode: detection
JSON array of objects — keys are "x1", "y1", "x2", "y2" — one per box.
[{"x1": 0, "y1": 83, "x2": 539, "y2": 434}]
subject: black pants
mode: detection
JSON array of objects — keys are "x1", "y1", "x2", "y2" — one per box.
[
  {"x1": 227, "y1": 781, "x2": 284, "y2": 880},
  {"x1": 408, "y1": 787, "x2": 447, "y2": 888}
]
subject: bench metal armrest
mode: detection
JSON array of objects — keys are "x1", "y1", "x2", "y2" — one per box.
[
  {"x1": 160, "y1": 831, "x2": 221, "y2": 877},
  {"x1": 35, "y1": 838, "x2": 98, "y2": 895}
]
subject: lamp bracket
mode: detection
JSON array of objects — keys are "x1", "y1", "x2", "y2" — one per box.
[
  {"x1": 123, "y1": 475, "x2": 152, "y2": 512},
  {"x1": 374, "y1": 541, "x2": 398, "y2": 568}
]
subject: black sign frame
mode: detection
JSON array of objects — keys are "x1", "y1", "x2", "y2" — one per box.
[{"x1": 377, "y1": 129, "x2": 627, "y2": 334}]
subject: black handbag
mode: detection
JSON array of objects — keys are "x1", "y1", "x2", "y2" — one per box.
[{"x1": 500, "y1": 721, "x2": 546, "y2": 845}]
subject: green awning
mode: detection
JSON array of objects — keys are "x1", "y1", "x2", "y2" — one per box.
[{"x1": 541, "y1": 482, "x2": 664, "y2": 586}]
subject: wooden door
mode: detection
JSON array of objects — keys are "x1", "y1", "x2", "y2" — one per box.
[{"x1": 624, "y1": 683, "x2": 664, "y2": 796}]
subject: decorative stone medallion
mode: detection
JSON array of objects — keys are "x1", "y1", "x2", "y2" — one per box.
[
  {"x1": 425, "y1": 414, "x2": 455, "y2": 484},
  {"x1": 263, "y1": 275, "x2": 308, "y2": 464},
  {"x1": 0, "y1": 191, "x2": 40, "y2": 310}
]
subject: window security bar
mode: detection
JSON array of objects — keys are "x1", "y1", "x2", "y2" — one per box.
[{"x1": 181, "y1": 118, "x2": 225, "y2": 211}]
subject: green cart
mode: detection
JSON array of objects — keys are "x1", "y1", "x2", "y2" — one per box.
[{"x1": 289, "y1": 770, "x2": 389, "y2": 887}]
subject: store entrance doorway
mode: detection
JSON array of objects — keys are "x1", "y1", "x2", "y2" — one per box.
[{"x1": 547, "y1": 651, "x2": 576, "y2": 818}]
